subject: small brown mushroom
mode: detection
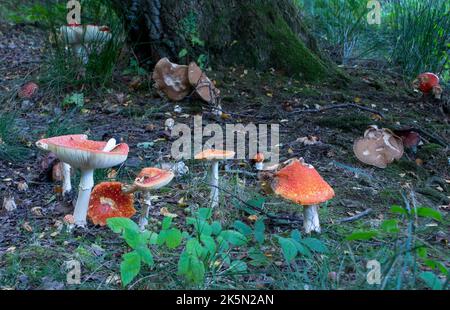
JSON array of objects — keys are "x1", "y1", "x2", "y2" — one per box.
[
  {"x1": 152, "y1": 58, "x2": 191, "y2": 101},
  {"x1": 188, "y1": 62, "x2": 220, "y2": 104},
  {"x1": 353, "y1": 125, "x2": 404, "y2": 168}
]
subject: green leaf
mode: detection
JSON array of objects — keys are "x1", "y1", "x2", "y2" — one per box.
[
  {"x1": 178, "y1": 251, "x2": 205, "y2": 284},
  {"x1": 197, "y1": 208, "x2": 212, "y2": 220},
  {"x1": 135, "y1": 246, "x2": 154, "y2": 266},
  {"x1": 416, "y1": 247, "x2": 427, "y2": 259},
  {"x1": 229, "y1": 260, "x2": 247, "y2": 272},
  {"x1": 290, "y1": 229, "x2": 302, "y2": 242},
  {"x1": 107, "y1": 217, "x2": 139, "y2": 234},
  {"x1": 254, "y1": 220, "x2": 265, "y2": 244},
  {"x1": 123, "y1": 229, "x2": 143, "y2": 249},
  {"x1": 178, "y1": 48, "x2": 188, "y2": 58},
  {"x1": 200, "y1": 234, "x2": 216, "y2": 254},
  {"x1": 346, "y1": 230, "x2": 378, "y2": 241},
  {"x1": 416, "y1": 207, "x2": 442, "y2": 221},
  {"x1": 220, "y1": 230, "x2": 248, "y2": 246},
  {"x1": 419, "y1": 272, "x2": 443, "y2": 290},
  {"x1": 120, "y1": 251, "x2": 141, "y2": 286},
  {"x1": 292, "y1": 239, "x2": 312, "y2": 257},
  {"x1": 186, "y1": 239, "x2": 205, "y2": 257},
  {"x1": 390, "y1": 205, "x2": 407, "y2": 215},
  {"x1": 278, "y1": 237, "x2": 298, "y2": 262},
  {"x1": 165, "y1": 228, "x2": 182, "y2": 249},
  {"x1": 248, "y1": 247, "x2": 270, "y2": 266},
  {"x1": 162, "y1": 216, "x2": 173, "y2": 230},
  {"x1": 302, "y1": 237, "x2": 328, "y2": 253},
  {"x1": 246, "y1": 197, "x2": 265, "y2": 210},
  {"x1": 233, "y1": 220, "x2": 252, "y2": 236},
  {"x1": 381, "y1": 219, "x2": 400, "y2": 233},
  {"x1": 187, "y1": 218, "x2": 212, "y2": 236},
  {"x1": 63, "y1": 92, "x2": 84, "y2": 108},
  {"x1": 211, "y1": 221, "x2": 222, "y2": 235}
]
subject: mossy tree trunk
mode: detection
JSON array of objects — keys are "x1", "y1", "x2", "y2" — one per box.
[{"x1": 111, "y1": 0, "x2": 345, "y2": 82}]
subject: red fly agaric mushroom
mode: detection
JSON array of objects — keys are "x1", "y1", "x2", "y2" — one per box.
[
  {"x1": 413, "y1": 72, "x2": 442, "y2": 99},
  {"x1": 18, "y1": 82, "x2": 38, "y2": 99},
  {"x1": 271, "y1": 158, "x2": 335, "y2": 234},
  {"x1": 353, "y1": 126, "x2": 404, "y2": 168},
  {"x1": 128, "y1": 167, "x2": 174, "y2": 230},
  {"x1": 88, "y1": 182, "x2": 135, "y2": 226},
  {"x1": 152, "y1": 58, "x2": 191, "y2": 101},
  {"x1": 36, "y1": 135, "x2": 128, "y2": 227},
  {"x1": 195, "y1": 149, "x2": 235, "y2": 209}
]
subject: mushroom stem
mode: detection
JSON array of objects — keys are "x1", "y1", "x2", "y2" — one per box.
[
  {"x1": 73, "y1": 169, "x2": 94, "y2": 227},
  {"x1": 255, "y1": 162, "x2": 264, "y2": 171},
  {"x1": 62, "y1": 162, "x2": 72, "y2": 196},
  {"x1": 139, "y1": 191, "x2": 152, "y2": 231},
  {"x1": 303, "y1": 205, "x2": 321, "y2": 234},
  {"x1": 210, "y1": 160, "x2": 220, "y2": 209}
]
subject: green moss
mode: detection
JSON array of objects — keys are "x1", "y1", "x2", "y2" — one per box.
[
  {"x1": 316, "y1": 114, "x2": 373, "y2": 132},
  {"x1": 417, "y1": 143, "x2": 443, "y2": 159}
]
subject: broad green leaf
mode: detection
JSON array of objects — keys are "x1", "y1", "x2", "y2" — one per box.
[
  {"x1": 390, "y1": 205, "x2": 407, "y2": 215},
  {"x1": 290, "y1": 229, "x2": 302, "y2": 242},
  {"x1": 220, "y1": 230, "x2": 248, "y2": 246},
  {"x1": 107, "y1": 217, "x2": 139, "y2": 234},
  {"x1": 302, "y1": 237, "x2": 328, "y2": 253},
  {"x1": 120, "y1": 251, "x2": 141, "y2": 286},
  {"x1": 381, "y1": 219, "x2": 400, "y2": 233},
  {"x1": 248, "y1": 247, "x2": 270, "y2": 266},
  {"x1": 254, "y1": 220, "x2": 265, "y2": 244},
  {"x1": 162, "y1": 216, "x2": 173, "y2": 230},
  {"x1": 278, "y1": 237, "x2": 298, "y2": 262},
  {"x1": 292, "y1": 239, "x2": 312, "y2": 257},
  {"x1": 416, "y1": 247, "x2": 427, "y2": 259},
  {"x1": 123, "y1": 229, "x2": 143, "y2": 249},
  {"x1": 246, "y1": 197, "x2": 265, "y2": 210},
  {"x1": 197, "y1": 208, "x2": 212, "y2": 220},
  {"x1": 186, "y1": 239, "x2": 205, "y2": 257},
  {"x1": 136, "y1": 246, "x2": 154, "y2": 266},
  {"x1": 178, "y1": 251, "x2": 190, "y2": 274},
  {"x1": 346, "y1": 230, "x2": 378, "y2": 241},
  {"x1": 419, "y1": 271, "x2": 443, "y2": 290},
  {"x1": 233, "y1": 220, "x2": 252, "y2": 236},
  {"x1": 200, "y1": 234, "x2": 216, "y2": 254},
  {"x1": 211, "y1": 221, "x2": 222, "y2": 235},
  {"x1": 165, "y1": 228, "x2": 182, "y2": 249},
  {"x1": 189, "y1": 255, "x2": 206, "y2": 283},
  {"x1": 416, "y1": 207, "x2": 442, "y2": 221}
]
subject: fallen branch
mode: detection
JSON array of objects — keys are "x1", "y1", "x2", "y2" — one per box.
[
  {"x1": 293, "y1": 103, "x2": 385, "y2": 118},
  {"x1": 337, "y1": 208, "x2": 373, "y2": 223}
]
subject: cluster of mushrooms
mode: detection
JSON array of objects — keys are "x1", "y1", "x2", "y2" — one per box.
[
  {"x1": 152, "y1": 58, "x2": 222, "y2": 116},
  {"x1": 36, "y1": 134, "x2": 336, "y2": 234}
]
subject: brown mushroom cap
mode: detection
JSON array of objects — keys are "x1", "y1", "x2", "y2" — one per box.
[
  {"x1": 194, "y1": 149, "x2": 235, "y2": 161},
  {"x1": 152, "y1": 58, "x2": 191, "y2": 101},
  {"x1": 134, "y1": 167, "x2": 174, "y2": 190},
  {"x1": 353, "y1": 126, "x2": 404, "y2": 168},
  {"x1": 272, "y1": 158, "x2": 335, "y2": 206},
  {"x1": 188, "y1": 62, "x2": 220, "y2": 103}
]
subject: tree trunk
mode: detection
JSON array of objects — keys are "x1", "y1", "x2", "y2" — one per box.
[{"x1": 111, "y1": 0, "x2": 345, "y2": 82}]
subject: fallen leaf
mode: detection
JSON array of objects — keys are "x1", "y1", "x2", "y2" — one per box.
[
  {"x1": 160, "y1": 207, "x2": 178, "y2": 218},
  {"x1": 22, "y1": 222, "x2": 33, "y2": 232}
]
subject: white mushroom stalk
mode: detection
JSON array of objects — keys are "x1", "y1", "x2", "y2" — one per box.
[
  {"x1": 210, "y1": 160, "x2": 220, "y2": 209},
  {"x1": 61, "y1": 163, "x2": 72, "y2": 196},
  {"x1": 140, "y1": 192, "x2": 152, "y2": 230},
  {"x1": 36, "y1": 135, "x2": 128, "y2": 228},
  {"x1": 303, "y1": 205, "x2": 321, "y2": 234},
  {"x1": 194, "y1": 149, "x2": 235, "y2": 210}
]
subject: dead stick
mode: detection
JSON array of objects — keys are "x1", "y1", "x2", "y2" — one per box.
[
  {"x1": 337, "y1": 208, "x2": 373, "y2": 223},
  {"x1": 293, "y1": 103, "x2": 385, "y2": 118}
]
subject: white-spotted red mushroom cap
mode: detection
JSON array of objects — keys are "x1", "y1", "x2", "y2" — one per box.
[
  {"x1": 36, "y1": 134, "x2": 129, "y2": 170},
  {"x1": 134, "y1": 167, "x2": 174, "y2": 190},
  {"x1": 272, "y1": 158, "x2": 335, "y2": 206},
  {"x1": 88, "y1": 182, "x2": 135, "y2": 226},
  {"x1": 194, "y1": 149, "x2": 235, "y2": 161},
  {"x1": 152, "y1": 58, "x2": 191, "y2": 101}
]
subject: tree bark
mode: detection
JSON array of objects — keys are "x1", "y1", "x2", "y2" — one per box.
[{"x1": 111, "y1": 0, "x2": 346, "y2": 82}]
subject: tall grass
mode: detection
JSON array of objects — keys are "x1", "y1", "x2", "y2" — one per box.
[
  {"x1": 0, "y1": 114, "x2": 29, "y2": 162},
  {"x1": 385, "y1": 0, "x2": 450, "y2": 77}
]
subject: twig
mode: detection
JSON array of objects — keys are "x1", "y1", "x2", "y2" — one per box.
[
  {"x1": 337, "y1": 208, "x2": 372, "y2": 223},
  {"x1": 293, "y1": 102, "x2": 385, "y2": 118}
]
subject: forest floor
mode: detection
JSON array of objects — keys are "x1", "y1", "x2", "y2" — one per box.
[{"x1": 0, "y1": 23, "x2": 449, "y2": 290}]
